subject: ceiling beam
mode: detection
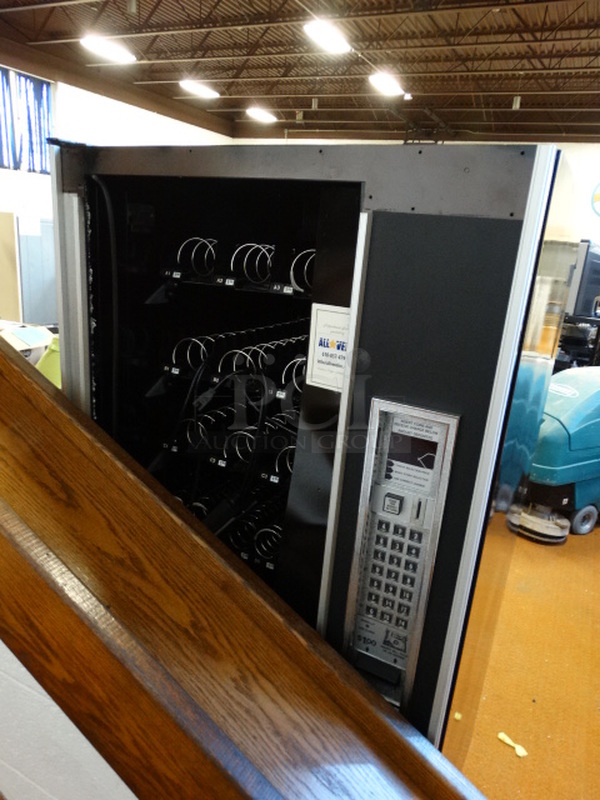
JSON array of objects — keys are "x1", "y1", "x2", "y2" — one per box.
[
  {"x1": 0, "y1": 0, "x2": 97, "y2": 12},
  {"x1": 137, "y1": 63, "x2": 600, "y2": 85},
  {"x1": 231, "y1": 117, "x2": 600, "y2": 128},
  {"x1": 183, "y1": 88, "x2": 600, "y2": 99},
  {"x1": 100, "y1": 34, "x2": 600, "y2": 68},
  {"x1": 434, "y1": 119, "x2": 600, "y2": 127},
  {"x1": 27, "y1": 1, "x2": 572, "y2": 45},
  {"x1": 235, "y1": 126, "x2": 600, "y2": 142},
  {"x1": 213, "y1": 105, "x2": 600, "y2": 115}
]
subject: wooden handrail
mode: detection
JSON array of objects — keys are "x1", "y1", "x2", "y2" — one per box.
[{"x1": 0, "y1": 339, "x2": 483, "y2": 799}]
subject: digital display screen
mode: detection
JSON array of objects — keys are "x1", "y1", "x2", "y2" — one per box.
[{"x1": 388, "y1": 433, "x2": 438, "y2": 470}]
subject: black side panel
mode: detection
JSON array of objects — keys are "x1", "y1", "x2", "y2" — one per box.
[{"x1": 327, "y1": 210, "x2": 524, "y2": 735}]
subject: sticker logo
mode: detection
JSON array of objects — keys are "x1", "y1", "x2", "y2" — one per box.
[
  {"x1": 549, "y1": 383, "x2": 579, "y2": 398},
  {"x1": 318, "y1": 337, "x2": 347, "y2": 351},
  {"x1": 592, "y1": 183, "x2": 600, "y2": 218}
]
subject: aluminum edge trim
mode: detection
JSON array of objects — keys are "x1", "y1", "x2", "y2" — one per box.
[
  {"x1": 316, "y1": 211, "x2": 372, "y2": 635},
  {"x1": 51, "y1": 144, "x2": 91, "y2": 414}
]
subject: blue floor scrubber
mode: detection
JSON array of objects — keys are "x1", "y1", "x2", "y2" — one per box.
[{"x1": 507, "y1": 366, "x2": 600, "y2": 543}]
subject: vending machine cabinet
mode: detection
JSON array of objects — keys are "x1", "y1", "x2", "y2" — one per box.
[{"x1": 53, "y1": 142, "x2": 556, "y2": 742}]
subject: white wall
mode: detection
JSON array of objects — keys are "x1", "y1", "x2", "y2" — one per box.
[
  {"x1": 0, "y1": 171, "x2": 52, "y2": 220},
  {"x1": 54, "y1": 83, "x2": 231, "y2": 146},
  {"x1": 0, "y1": 640, "x2": 135, "y2": 800},
  {"x1": 545, "y1": 143, "x2": 600, "y2": 243}
]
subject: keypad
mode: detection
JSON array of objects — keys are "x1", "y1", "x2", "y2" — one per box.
[
  {"x1": 351, "y1": 407, "x2": 456, "y2": 677},
  {"x1": 358, "y1": 512, "x2": 428, "y2": 634}
]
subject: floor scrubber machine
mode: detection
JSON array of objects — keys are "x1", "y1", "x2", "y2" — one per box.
[{"x1": 507, "y1": 366, "x2": 600, "y2": 543}]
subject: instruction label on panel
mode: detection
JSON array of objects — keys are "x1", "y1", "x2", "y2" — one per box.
[{"x1": 307, "y1": 304, "x2": 350, "y2": 393}]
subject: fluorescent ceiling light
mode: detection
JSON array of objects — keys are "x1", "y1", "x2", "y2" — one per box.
[
  {"x1": 246, "y1": 106, "x2": 277, "y2": 123},
  {"x1": 179, "y1": 79, "x2": 220, "y2": 99},
  {"x1": 303, "y1": 19, "x2": 351, "y2": 54},
  {"x1": 369, "y1": 71, "x2": 404, "y2": 97},
  {"x1": 80, "y1": 35, "x2": 136, "y2": 64}
]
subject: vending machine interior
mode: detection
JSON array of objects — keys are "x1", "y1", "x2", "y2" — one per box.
[
  {"x1": 53, "y1": 142, "x2": 556, "y2": 742},
  {"x1": 84, "y1": 171, "x2": 360, "y2": 609}
]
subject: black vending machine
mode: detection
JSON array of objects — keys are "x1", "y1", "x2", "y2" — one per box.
[{"x1": 53, "y1": 142, "x2": 556, "y2": 743}]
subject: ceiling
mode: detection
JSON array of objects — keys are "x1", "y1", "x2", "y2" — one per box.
[{"x1": 0, "y1": 0, "x2": 599, "y2": 143}]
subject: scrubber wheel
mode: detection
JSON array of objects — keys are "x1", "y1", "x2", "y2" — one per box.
[{"x1": 570, "y1": 505, "x2": 598, "y2": 535}]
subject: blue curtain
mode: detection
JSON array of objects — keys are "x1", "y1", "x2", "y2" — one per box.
[{"x1": 0, "y1": 68, "x2": 52, "y2": 174}]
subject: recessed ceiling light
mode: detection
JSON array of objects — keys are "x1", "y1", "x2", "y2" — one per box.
[
  {"x1": 303, "y1": 19, "x2": 351, "y2": 54},
  {"x1": 80, "y1": 35, "x2": 136, "y2": 64},
  {"x1": 179, "y1": 79, "x2": 220, "y2": 99},
  {"x1": 369, "y1": 71, "x2": 404, "y2": 97},
  {"x1": 404, "y1": 92, "x2": 413, "y2": 101},
  {"x1": 246, "y1": 106, "x2": 277, "y2": 123}
]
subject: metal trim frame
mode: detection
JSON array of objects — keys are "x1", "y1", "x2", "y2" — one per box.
[
  {"x1": 317, "y1": 212, "x2": 372, "y2": 634},
  {"x1": 12, "y1": 215, "x2": 24, "y2": 323},
  {"x1": 343, "y1": 399, "x2": 459, "y2": 705},
  {"x1": 51, "y1": 145, "x2": 90, "y2": 413},
  {"x1": 427, "y1": 144, "x2": 559, "y2": 746}
]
